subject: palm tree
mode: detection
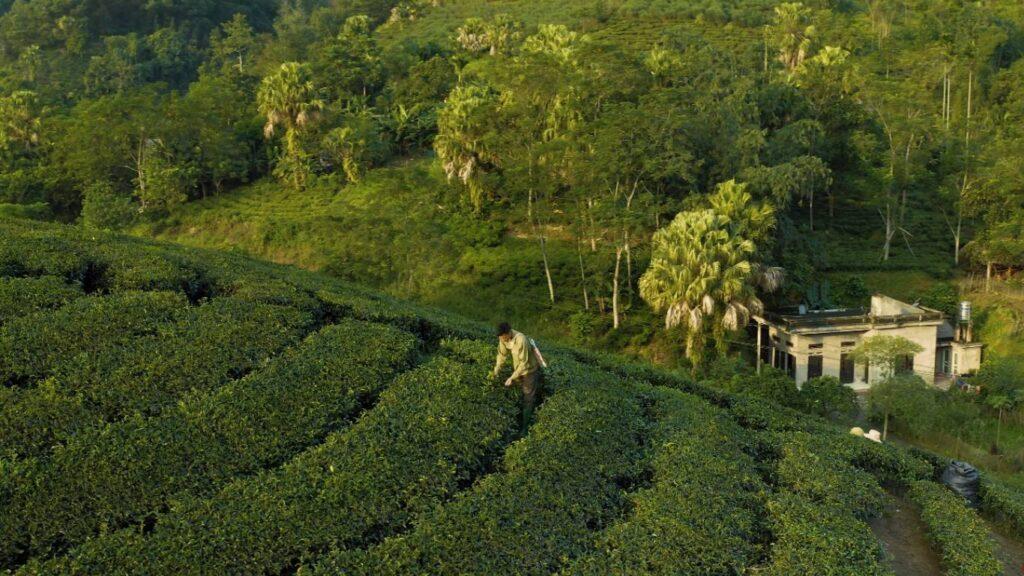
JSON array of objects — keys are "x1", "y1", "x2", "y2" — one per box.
[
  {"x1": 0, "y1": 91, "x2": 42, "y2": 160},
  {"x1": 640, "y1": 181, "x2": 781, "y2": 368},
  {"x1": 257, "y1": 62, "x2": 324, "y2": 189},
  {"x1": 770, "y1": 2, "x2": 815, "y2": 75},
  {"x1": 435, "y1": 84, "x2": 501, "y2": 211}
]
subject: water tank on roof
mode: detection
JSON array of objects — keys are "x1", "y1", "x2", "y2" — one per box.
[{"x1": 959, "y1": 301, "x2": 972, "y2": 324}]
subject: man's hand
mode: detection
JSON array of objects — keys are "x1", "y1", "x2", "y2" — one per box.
[{"x1": 504, "y1": 377, "x2": 514, "y2": 387}]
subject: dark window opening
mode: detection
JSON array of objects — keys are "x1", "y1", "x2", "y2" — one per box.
[
  {"x1": 840, "y1": 354, "x2": 855, "y2": 384},
  {"x1": 808, "y1": 355, "x2": 823, "y2": 379},
  {"x1": 787, "y1": 354, "x2": 796, "y2": 379},
  {"x1": 841, "y1": 341, "x2": 856, "y2": 347},
  {"x1": 896, "y1": 354, "x2": 914, "y2": 375},
  {"x1": 809, "y1": 343, "x2": 824, "y2": 349}
]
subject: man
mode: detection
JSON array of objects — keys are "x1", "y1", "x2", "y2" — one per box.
[{"x1": 492, "y1": 322, "x2": 542, "y2": 432}]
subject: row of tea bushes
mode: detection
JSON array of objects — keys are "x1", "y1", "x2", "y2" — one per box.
[
  {"x1": 20, "y1": 356, "x2": 518, "y2": 575},
  {"x1": 0, "y1": 297, "x2": 316, "y2": 460},
  {"x1": 980, "y1": 476, "x2": 1024, "y2": 540},
  {"x1": 761, "y1": 432, "x2": 894, "y2": 575},
  {"x1": 562, "y1": 387, "x2": 766, "y2": 575},
  {"x1": 304, "y1": 374, "x2": 648, "y2": 576},
  {"x1": 909, "y1": 480, "x2": 1002, "y2": 576},
  {"x1": 0, "y1": 276, "x2": 83, "y2": 326},
  {"x1": 0, "y1": 291, "x2": 187, "y2": 386},
  {"x1": 1, "y1": 320, "x2": 417, "y2": 565}
]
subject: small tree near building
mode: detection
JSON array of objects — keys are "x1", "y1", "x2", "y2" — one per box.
[{"x1": 852, "y1": 334, "x2": 923, "y2": 380}]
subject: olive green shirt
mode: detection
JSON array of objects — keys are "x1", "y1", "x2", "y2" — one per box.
[{"x1": 494, "y1": 330, "x2": 539, "y2": 381}]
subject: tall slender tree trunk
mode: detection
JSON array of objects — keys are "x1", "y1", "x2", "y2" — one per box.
[
  {"x1": 576, "y1": 238, "x2": 589, "y2": 310},
  {"x1": 540, "y1": 235, "x2": 555, "y2": 303},
  {"x1": 883, "y1": 411, "x2": 890, "y2": 441},
  {"x1": 612, "y1": 246, "x2": 622, "y2": 330},
  {"x1": 809, "y1": 189, "x2": 814, "y2": 232},
  {"x1": 986, "y1": 261, "x2": 993, "y2": 293}
]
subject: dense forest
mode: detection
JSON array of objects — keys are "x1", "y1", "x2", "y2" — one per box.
[{"x1": 2, "y1": 0, "x2": 1024, "y2": 363}]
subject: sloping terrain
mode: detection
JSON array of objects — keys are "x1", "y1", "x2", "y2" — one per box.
[{"x1": 1, "y1": 216, "x2": 1023, "y2": 576}]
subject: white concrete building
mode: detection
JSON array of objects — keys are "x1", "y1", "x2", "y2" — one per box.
[{"x1": 753, "y1": 295, "x2": 983, "y2": 390}]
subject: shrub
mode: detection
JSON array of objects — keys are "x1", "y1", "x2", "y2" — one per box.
[
  {"x1": 763, "y1": 492, "x2": 892, "y2": 576},
  {"x1": 0, "y1": 321, "x2": 418, "y2": 563},
  {"x1": 979, "y1": 477, "x2": 1024, "y2": 540},
  {"x1": 0, "y1": 291, "x2": 187, "y2": 385},
  {"x1": 774, "y1": 433, "x2": 888, "y2": 520},
  {"x1": 0, "y1": 297, "x2": 316, "y2": 459},
  {"x1": 799, "y1": 376, "x2": 857, "y2": 421},
  {"x1": 23, "y1": 356, "x2": 519, "y2": 575},
  {"x1": 304, "y1": 379, "x2": 647, "y2": 576},
  {"x1": 0, "y1": 276, "x2": 83, "y2": 325},
  {"x1": 908, "y1": 480, "x2": 1002, "y2": 576},
  {"x1": 563, "y1": 388, "x2": 766, "y2": 575}
]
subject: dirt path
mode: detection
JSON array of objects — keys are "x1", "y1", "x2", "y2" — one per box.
[{"x1": 869, "y1": 494, "x2": 943, "y2": 576}]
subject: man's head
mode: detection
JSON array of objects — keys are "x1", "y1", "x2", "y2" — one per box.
[{"x1": 496, "y1": 322, "x2": 512, "y2": 342}]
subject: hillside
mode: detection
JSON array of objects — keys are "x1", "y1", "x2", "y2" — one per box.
[{"x1": 2, "y1": 216, "x2": 1024, "y2": 575}]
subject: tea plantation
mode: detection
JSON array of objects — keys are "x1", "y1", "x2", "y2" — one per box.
[{"x1": 1, "y1": 216, "x2": 1023, "y2": 575}]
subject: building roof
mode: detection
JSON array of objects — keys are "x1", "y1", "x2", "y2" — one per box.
[{"x1": 758, "y1": 294, "x2": 945, "y2": 334}]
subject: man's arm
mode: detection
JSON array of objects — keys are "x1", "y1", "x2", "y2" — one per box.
[{"x1": 493, "y1": 341, "x2": 508, "y2": 377}]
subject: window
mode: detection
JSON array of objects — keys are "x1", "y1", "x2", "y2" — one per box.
[
  {"x1": 863, "y1": 361, "x2": 870, "y2": 384},
  {"x1": 840, "y1": 353, "x2": 855, "y2": 384},
  {"x1": 809, "y1": 343, "x2": 823, "y2": 350},
  {"x1": 808, "y1": 355, "x2": 823, "y2": 379},
  {"x1": 787, "y1": 354, "x2": 796, "y2": 378},
  {"x1": 896, "y1": 354, "x2": 914, "y2": 375},
  {"x1": 841, "y1": 341, "x2": 856, "y2": 347}
]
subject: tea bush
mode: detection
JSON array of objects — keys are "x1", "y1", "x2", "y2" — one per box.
[
  {"x1": 563, "y1": 388, "x2": 766, "y2": 575},
  {"x1": 979, "y1": 476, "x2": 1024, "y2": 539},
  {"x1": 908, "y1": 480, "x2": 1002, "y2": 576},
  {"x1": 21, "y1": 357, "x2": 518, "y2": 575},
  {"x1": 0, "y1": 320, "x2": 418, "y2": 563},
  {"x1": 0, "y1": 297, "x2": 316, "y2": 459},
  {"x1": 0, "y1": 276, "x2": 83, "y2": 325},
  {"x1": 305, "y1": 379, "x2": 648, "y2": 576}
]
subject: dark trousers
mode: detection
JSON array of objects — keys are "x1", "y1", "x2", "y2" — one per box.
[{"x1": 518, "y1": 370, "x2": 542, "y2": 433}]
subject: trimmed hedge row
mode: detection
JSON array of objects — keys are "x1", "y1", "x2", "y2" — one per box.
[
  {"x1": 0, "y1": 291, "x2": 187, "y2": 385},
  {"x1": 760, "y1": 433, "x2": 898, "y2": 575},
  {"x1": 980, "y1": 476, "x2": 1024, "y2": 539},
  {"x1": 1, "y1": 320, "x2": 418, "y2": 566},
  {"x1": 763, "y1": 492, "x2": 892, "y2": 576},
  {"x1": 21, "y1": 356, "x2": 519, "y2": 575},
  {"x1": 305, "y1": 371, "x2": 648, "y2": 576},
  {"x1": 0, "y1": 276, "x2": 83, "y2": 325},
  {"x1": 0, "y1": 297, "x2": 316, "y2": 459},
  {"x1": 563, "y1": 387, "x2": 766, "y2": 575},
  {"x1": 908, "y1": 480, "x2": 1003, "y2": 576},
  {"x1": 774, "y1": 433, "x2": 888, "y2": 520}
]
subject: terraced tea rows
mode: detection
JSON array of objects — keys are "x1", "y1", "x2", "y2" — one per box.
[{"x1": 1, "y1": 217, "x2": 1022, "y2": 575}]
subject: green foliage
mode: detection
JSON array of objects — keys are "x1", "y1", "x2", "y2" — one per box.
[
  {"x1": 0, "y1": 201, "x2": 49, "y2": 220},
  {"x1": 908, "y1": 480, "x2": 1003, "y2": 576},
  {"x1": 799, "y1": 375, "x2": 857, "y2": 420},
  {"x1": 305, "y1": 375, "x2": 647, "y2": 576},
  {"x1": 853, "y1": 335, "x2": 924, "y2": 379},
  {"x1": 563, "y1": 388, "x2": 766, "y2": 575},
  {"x1": 868, "y1": 375, "x2": 938, "y2": 439},
  {"x1": 764, "y1": 492, "x2": 892, "y2": 576},
  {"x1": 2, "y1": 320, "x2": 417, "y2": 563},
  {"x1": 80, "y1": 181, "x2": 136, "y2": 229},
  {"x1": 0, "y1": 275, "x2": 81, "y2": 325},
  {"x1": 979, "y1": 476, "x2": 1024, "y2": 540},
  {"x1": 24, "y1": 356, "x2": 518, "y2": 575},
  {"x1": 720, "y1": 367, "x2": 802, "y2": 409}
]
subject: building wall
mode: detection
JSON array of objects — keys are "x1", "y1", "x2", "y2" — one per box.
[
  {"x1": 762, "y1": 321, "x2": 942, "y2": 389},
  {"x1": 952, "y1": 342, "x2": 983, "y2": 375}
]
